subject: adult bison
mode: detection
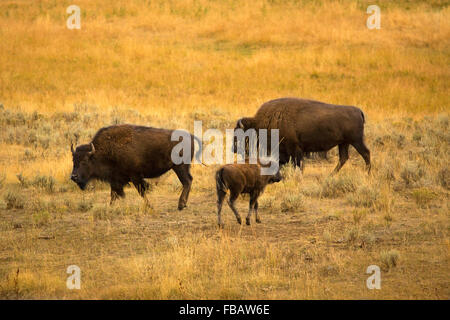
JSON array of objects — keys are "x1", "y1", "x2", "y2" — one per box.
[
  {"x1": 233, "y1": 97, "x2": 371, "y2": 173},
  {"x1": 70, "y1": 124, "x2": 200, "y2": 210}
]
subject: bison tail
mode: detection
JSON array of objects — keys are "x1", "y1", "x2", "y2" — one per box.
[{"x1": 216, "y1": 168, "x2": 228, "y2": 194}]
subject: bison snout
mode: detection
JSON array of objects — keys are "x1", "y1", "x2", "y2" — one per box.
[{"x1": 70, "y1": 174, "x2": 78, "y2": 182}]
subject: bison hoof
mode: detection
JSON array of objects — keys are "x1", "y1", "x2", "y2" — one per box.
[
  {"x1": 256, "y1": 218, "x2": 262, "y2": 224},
  {"x1": 218, "y1": 223, "x2": 224, "y2": 229},
  {"x1": 246, "y1": 218, "x2": 251, "y2": 226},
  {"x1": 236, "y1": 217, "x2": 242, "y2": 225},
  {"x1": 178, "y1": 204, "x2": 187, "y2": 211}
]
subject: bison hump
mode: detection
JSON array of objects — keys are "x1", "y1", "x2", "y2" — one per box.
[{"x1": 93, "y1": 125, "x2": 134, "y2": 151}]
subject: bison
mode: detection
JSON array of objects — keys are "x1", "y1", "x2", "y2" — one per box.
[
  {"x1": 233, "y1": 97, "x2": 371, "y2": 173},
  {"x1": 215, "y1": 162, "x2": 282, "y2": 227},
  {"x1": 70, "y1": 124, "x2": 200, "y2": 210}
]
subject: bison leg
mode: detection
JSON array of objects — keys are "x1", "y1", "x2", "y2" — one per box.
[
  {"x1": 351, "y1": 140, "x2": 371, "y2": 173},
  {"x1": 332, "y1": 143, "x2": 349, "y2": 174},
  {"x1": 132, "y1": 179, "x2": 152, "y2": 207},
  {"x1": 173, "y1": 164, "x2": 193, "y2": 210},
  {"x1": 246, "y1": 192, "x2": 258, "y2": 225},
  {"x1": 294, "y1": 147, "x2": 305, "y2": 173},
  {"x1": 217, "y1": 190, "x2": 227, "y2": 228},
  {"x1": 110, "y1": 182, "x2": 125, "y2": 205},
  {"x1": 227, "y1": 192, "x2": 242, "y2": 225},
  {"x1": 285, "y1": 144, "x2": 304, "y2": 171}
]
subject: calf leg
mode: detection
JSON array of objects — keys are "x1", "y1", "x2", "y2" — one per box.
[
  {"x1": 173, "y1": 164, "x2": 193, "y2": 210},
  {"x1": 246, "y1": 192, "x2": 258, "y2": 225},
  {"x1": 254, "y1": 200, "x2": 261, "y2": 223},
  {"x1": 227, "y1": 192, "x2": 242, "y2": 225},
  {"x1": 351, "y1": 140, "x2": 371, "y2": 173},
  {"x1": 110, "y1": 182, "x2": 125, "y2": 205},
  {"x1": 217, "y1": 190, "x2": 226, "y2": 227},
  {"x1": 332, "y1": 143, "x2": 349, "y2": 174}
]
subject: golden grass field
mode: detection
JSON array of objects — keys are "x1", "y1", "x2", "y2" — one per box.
[{"x1": 0, "y1": 0, "x2": 449, "y2": 299}]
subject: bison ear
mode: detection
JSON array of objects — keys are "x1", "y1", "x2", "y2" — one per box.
[
  {"x1": 88, "y1": 143, "x2": 96, "y2": 156},
  {"x1": 237, "y1": 118, "x2": 245, "y2": 129}
]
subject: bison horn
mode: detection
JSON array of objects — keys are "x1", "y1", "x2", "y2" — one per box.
[
  {"x1": 238, "y1": 118, "x2": 244, "y2": 129},
  {"x1": 71, "y1": 143, "x2": 75, "y2": 154},
  {"x1": 88, "y1": 143, "x2": 95, "y2": 155}
]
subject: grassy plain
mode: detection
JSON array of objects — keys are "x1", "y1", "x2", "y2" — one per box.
[{"x1": 0, "y1": 0, "x2": 449, "y2": 299}]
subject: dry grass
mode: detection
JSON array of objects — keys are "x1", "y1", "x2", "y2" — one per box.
[{"x1": 0, "y1": 0, "x2": 449, "y2": 299}]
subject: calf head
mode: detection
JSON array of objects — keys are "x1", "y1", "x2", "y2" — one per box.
[
  {"x1": 267, "y1": 162, "x2": 282, "y2": 184},
  {"x1": 70, "y1": 142, "x2": 96, "y2": 190}
]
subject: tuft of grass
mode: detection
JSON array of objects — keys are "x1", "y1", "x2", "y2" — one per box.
[
  {"x1": 23, "y1": 149, "x2": 36, "y2": 161},
  {"x1": 437, "y1": 168, "x2": 449, "y2": 189},
  {"x1": 300, "y1": 181, "x2": 321, "y2": 197},
  {"x1": 31, "y1": 175, "x2": 56, "y2": 193},
  {"x1": 400, "y1": 161, "x2": 425, "y2": 187},
  {"x1": 344, "y1": 227, "x2": 360, "y2": 244},
  {"x1": 347, "y1": 185, "x2": 380, "y2": 209},
  {"x1": 352, "y1": 209, "x2": 367, "y2": 225},
  {"x1": 92, "y1": 206, "x2": 123, "y2": 220},
  {"x1": 411, "y1": 187, "x2": 437, "y2": 208},
  {"x1": 320, "y1": 174, "x2": 358, "y2": 198},
  {"x1": 380, "y1": 250, "x2": 400, "y2": 271},
  {"x1": 280, "y1": 194, "x2": 305, "y2": 212},
  {"x1": 78, "y1": 199, "x2": 93, "y2": 212},
  {"x1": 378, "y1": 161, "x2": 396, "y2": 182},
  {"x1": 322, "y1": 229, "x2": 332, "y2": 242},
  {"x1": 16, "y1": 173, "x2": 29, "y2": 188},
  {"x1": 4, "y1": 190, "x2": 25, "y2": 209},
  {"x1": 32, "y1": 210, "x2": 51, "y2": 226},
  {"x1": 383, "y1": 212, "x2": 394, "y2": 226},
  {"x1": 280, "y1": 162, "x2": 303, "y2": 182},
  {"x1": 258, "y1": 196, "x2": 275, "y2": 209}
]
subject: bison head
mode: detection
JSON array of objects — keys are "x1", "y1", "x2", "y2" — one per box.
[
  {"x1": 232, "y1": 117, "x2": 254, "y2": 154},
  {"x1": 70, "y1": 142, "x2": 96, "y2": 190}
]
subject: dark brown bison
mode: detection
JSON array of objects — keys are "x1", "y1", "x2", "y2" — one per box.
[
  {"x1": 70, "y1": 124, "x2": 200, "y2": 210},
  {"x1": 233, "y1": 97, "x2": 371, "y2": 173},
  {"x1": 215, "y1": 162, "x2": 282, "y2": 227}
]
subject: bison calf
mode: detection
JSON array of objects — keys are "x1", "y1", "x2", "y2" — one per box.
[{"x1": 215, "y1": 163, "x2": 282, "y2": 227}]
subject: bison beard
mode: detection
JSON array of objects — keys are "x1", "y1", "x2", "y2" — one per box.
[
  {"x1": 233, "y1": 97, "x2": 371, "y2": 174},
  {"x1": 70, "y1": 124, "x2": 199, "y2": 210}
]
